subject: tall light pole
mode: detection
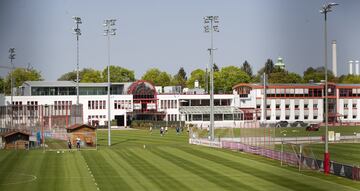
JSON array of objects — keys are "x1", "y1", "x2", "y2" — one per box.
[
  {"x1": 72, "y1": 16, "x2": 82, "y2": 105},
  {"x1": 320, "y1": 2, "x2": 338, "y2": 175},
  {"x1": 204, "y1": 16, "x2": 219, "y2": 141},
  {"x1": 73, "y1": 16, "x2": 82, "y2": 122},
  {"x1": 8, "y1": 48, "x2": 15, "y2": 129},
  {"x1": 104, "y1": 19, "x2": 116, "y2": 146}
]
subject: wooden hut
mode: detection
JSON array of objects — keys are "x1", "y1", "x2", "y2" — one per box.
[
  {"x1": 66, "y1": 124, "x2": 96, "y2": 147},
  {"x1": 0, "y1": 131, "x2": 30, "y2": 150}
]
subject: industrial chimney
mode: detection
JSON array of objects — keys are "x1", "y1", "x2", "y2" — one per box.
[
  {"x1": 349, "y1": 60, "x2": 354, "y2": 75},
  {"x1": 332, "y1": 40, "x2": 337, "y2": 77},
  {"x1": 356, "y1": 60, "x2": 360, "y2": 75}
]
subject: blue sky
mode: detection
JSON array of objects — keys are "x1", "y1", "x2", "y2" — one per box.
[{"x1": 1, "y1": 0, "x2": 360, "y2": 80}]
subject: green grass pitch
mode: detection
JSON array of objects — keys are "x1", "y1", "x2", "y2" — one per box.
[{"x1": 0, "y1": 129, "x2": 359, "y2": 191}]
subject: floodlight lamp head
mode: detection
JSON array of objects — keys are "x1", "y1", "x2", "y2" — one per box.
[{"x1": 204, "y1": 26, "x2": 210, "y2": 33}]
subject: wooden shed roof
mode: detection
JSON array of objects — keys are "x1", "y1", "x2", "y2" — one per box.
[
  {"x1": 0, "y1": 131, "x2": 30, "y2": 138},
  {"x1": 66, "y1": 124, "x2": 96, "y2": 131}
]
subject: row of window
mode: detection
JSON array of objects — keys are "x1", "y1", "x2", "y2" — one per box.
[
  {"x1": 114, "y1": 100, "x2": 132, "y2": 110},
  {"x1": 261, "y1": 115, "x2": 319, "y2": 121},
  {"x1": 54, "y1": 101, "x2": 72, "y2": 110},
  {"x1": 87, "y1": 115, "x2": 106, "y2": 119},
  {"x1": 343, "y1": 103, "x2": 357, "y2": 109},
  {"x1": 258, "y1": 104, "x2": 318, "y2": 109},
  {"x1": 88, "y1": 100, "x2": 106, "y2": 110},
  {"x1": 160, "y1": 100, "x2": 178, "y2": 109}
]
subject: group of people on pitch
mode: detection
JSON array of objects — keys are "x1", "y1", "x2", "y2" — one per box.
[
  {"x1": 149, "y1": 126, "x2": 186, "y2": 136},
  {"x1": 67, "y1": 137, "x2": 81, "y2": 151}
]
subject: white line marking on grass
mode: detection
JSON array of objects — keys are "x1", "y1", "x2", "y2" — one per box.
[{"x1": 0, "y1": 173, "x2": 37, "y2": 185}]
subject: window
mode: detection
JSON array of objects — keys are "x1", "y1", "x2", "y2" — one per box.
[
  {"x1": 304, "y1": 115, "x2": 308, "y2": 120},
  {"x1": 344, "y1": 104, "x2": 348, "y2": 109},
  {"x1": 304, "y1": 104, "x2": 308, "y2": 109},
  {"x1": 313, "y1": 104, "x2": 318, "y2": 109},
  {"x1": 353, "y1": 115, "x2": 356, "y2": 119},
  {"x1": 353, "y1": 104, "x2": 357, "y2": 108},
  {"x1": 344, "y1": 115, "x2": 348, "y2": 119},
  {"x1": 295, "y1": 105, "x2": 299, "y2": 109},
  {"x1": 276, "y1": 104, "x2": 280, "y2": 109},
  {"x1": 266, "y1": 116, "x2": 271, "y2": 120},
  {"x1": 276, "y1": 116, "x2": 280, "y2": 120},
  {"x1": 257, "y1": 116, "x2": 261, "y2": 120},
  {"x1": 314, "y1": 116, "x2": 318, "y2": 119},
  {"x1": 266, "y1": 105, "x2": 270, "y2": 109},
  {"x1": 285, "y1": 104, "x2": 290, "y2": 109},
  {"x1": 295, "y1": 115, "x2": 299, "y2": 120},
  {"x1": 256, "y1": 104, "x2": 261, "y2": 109},
  {"x1": 285, "y1": 115, "x2": 290, "y2": 120}
]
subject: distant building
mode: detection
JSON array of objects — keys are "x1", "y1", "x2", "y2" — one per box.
[{"x1": 274, "y1": 57, "x2": 285, "y2": 70}]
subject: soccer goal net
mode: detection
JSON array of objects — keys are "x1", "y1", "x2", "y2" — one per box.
[{"x1": 280, "y1": 141, "x2": 320, "y2": 171}]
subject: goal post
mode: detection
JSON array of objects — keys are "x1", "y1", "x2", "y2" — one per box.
[{"x1": 280, "y1": 141, "x2": 320, "y2": 172}]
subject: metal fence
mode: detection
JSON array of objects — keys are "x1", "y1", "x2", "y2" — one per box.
[
  {"x1": 0, "y1": 104, "x2": 83, "y2": 131},
  {"x1": 221, "y1": 140, "x2": 360, "y2": 181}
]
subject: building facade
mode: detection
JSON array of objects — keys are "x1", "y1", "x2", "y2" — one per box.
[{"x1": 2, "y1": 80, "x2": 360, "y2": 128}]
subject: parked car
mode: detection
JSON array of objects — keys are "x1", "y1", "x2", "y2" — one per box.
[
  {"x1": 306, "y1": 123, "x2": 320, "y2": 131},
  {"x1": 276, "y1": 121, "x2": 289, "y2": 128},
  {"x1": 291, "y1": 121, "x2": 307, "y2": 127}
]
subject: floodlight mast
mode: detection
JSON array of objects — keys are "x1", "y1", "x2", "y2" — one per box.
[
  {"x1": 8, "y1": 48, "x2": 15, "y2": 129},
  {"x1": 104, "y1": 19, "x2": 117, "y2": 147},
  {"x1": 320, "y1": 2, "x2": 338, "y2": 175},
  {"x1": 72, "y1": 16, "x2": 82, "y2": 124},
  {"x1": 203, "y1": 16, "x2": 219, "y2": 141},
  {"x1": 73, "y1": 17, "x2": 82, "y2": 103}
]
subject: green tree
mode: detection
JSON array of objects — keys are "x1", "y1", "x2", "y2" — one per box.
[
  {"x1": 102, "y1": 65, "x2": 135, "y2": 82},
  {"x1": 4, "y1": 68, "x2": 42, "y2": 94},
  {"x1": 338, "y1": 74, "x2": 360, "y2": 84},
  {"x1": 269, "y1": 70, "x2": 302, "y2": 83},
  {"x1": 303, "y1": 66, "x2": 335, "y2": 83},
  {"x1": 58, "y1": 71, "x2": 77, "y2": 81},
  {"x1": 186, "y1": 69, "x2": 206, "y2": 88},
  {"x1": 241, "y1": 60, "x2": 253, "y2": 77},
  {"x1": 213, "y1": 63, "x2": 219, "y2": 72},
  {"x1": 81, "y1": 69, "x2": 103, "y2": 82},
  {"x1": 216, "y1": 66, "x2": 251, "y2": 93},
  {"x1": 0, "y1": 77, "x2": 4, "y2": 94},
  {"x1": 264, "y1": 59, "x2": 274, "y2": 74},
  {"x1": 172, "y1": 67, "x2": 187, "y2": 88},
  {"x1": 141, "y1": 68, "x2": 172, "y2": 86}
]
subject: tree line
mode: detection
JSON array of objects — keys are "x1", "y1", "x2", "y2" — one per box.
[{"x1": 2, "y1": 59, "x2": 360, "y2": 95}]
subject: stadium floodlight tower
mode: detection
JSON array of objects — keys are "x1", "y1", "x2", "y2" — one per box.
[
  {"x1": 203, "y1": 16, "x2": 219, "y2": 141},
  {"x1": 103, "y1": 19, "x2": 117, "y2": 146},
  {"x1": 320, "y1": 2, "x2": 338, "y2": 175},
  {"x1": 72, "y1": 16, "x2": 82, "y2": 107},
  {"x1": 8, "y1": 48, "x2": 16, "y2": 128}
]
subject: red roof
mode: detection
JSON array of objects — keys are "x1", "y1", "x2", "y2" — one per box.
[
  {"x1": 66, "y1": 124, "x2": 96, "y2": 131},
  {"x1": 0, "y1": 131, "x2": 30, "y2": 138}
]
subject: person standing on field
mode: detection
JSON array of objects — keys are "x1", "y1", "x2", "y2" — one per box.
[
  {"x1": 68, "y1": 139, "x2": 72, "y2": 150},
  {"x1": 76, "y1": 137, "x2": 81, "y2": 150}
]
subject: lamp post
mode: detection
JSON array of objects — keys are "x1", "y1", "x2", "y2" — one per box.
[
  {"x1": 73, "y1": 17, "x2": 82, "y2": 125},
  {"x1": 8, "y1": 48, "x2": 15, "y2": 129},
  {"x1": 320, "y1": 2, "x2": 338, "y2": 175},
  {"x1": 203, "y1": 16, "x2": 219, "y2": 141},
  {"x1": 72, "y1": 17, "x2": 82, "y2": 106},
  {"x1": 103, "y1": 19, "x2": 116, "y2": 146}
]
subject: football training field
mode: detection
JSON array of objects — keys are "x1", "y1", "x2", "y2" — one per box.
[{"x1": 0, "y1": 129, "x2": 359, "y2": 191}]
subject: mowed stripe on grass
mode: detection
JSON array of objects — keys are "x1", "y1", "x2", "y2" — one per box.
[
  {"x1": 0, "y1": 151, "x2": 97, "y2": 191},
  {"x1": 1, "y1": 129, "x2": 360, "y2": 191},
  {"x1": 85, "y1": 130, "x2": 360, "y2": 191}
]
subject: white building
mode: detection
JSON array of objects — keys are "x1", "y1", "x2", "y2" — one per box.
[
  {"x1": 2, "y1": 80, "x2": 360, "y2": 129},
  {"x1": 0, "y1": 80, "x2": 244, "y2": 128}
]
